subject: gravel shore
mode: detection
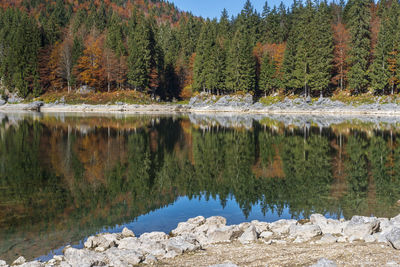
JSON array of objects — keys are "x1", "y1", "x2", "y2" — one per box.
[{"x1": 2, "y1": 214, "x2": 400, "y2": 267}]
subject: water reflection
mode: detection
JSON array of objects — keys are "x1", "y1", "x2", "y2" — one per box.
[{"x1": 1, "y1": 112, "x2": 400, "y2": 262}]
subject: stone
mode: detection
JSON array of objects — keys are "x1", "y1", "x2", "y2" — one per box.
[
  {"x1": 84, "y1": 234, "x2": 116, "y2": 250},
  {"x1": 309, "y1": 258, "x2": 338, "y2": 267},
  {"x1": 208, "y1": 263, "x2": 239, "y2": 267},
  {"x1": 166, "y1": 236, "x2": 199, "y2": 254},
  {"x1": 269, "y1": 219, "x2": 297, "y2": 235},
  {"x1": 343, "y1": 216, "x2": 380, "y2": 239},
  {"x1": 364, "y1": 235, "x2": 376, "y2": 243},
  {"x1": 53, "y1": 256, "x2": 63, "y2": 262},
  {"x1": 0, "y1": 99, "x2": 5, "y2": 106},
  {"x1": 310, "y1": 214, "x2": 343, "y2": 235},
  {"x1": 143, "y1": 254, "x2": 158, "y2": 265},
  {"x1": 117, "y1": 237, "x2": 141, "y2": 250},
  {"x1": 316, "y1": 234, "x2": 337, "y2": 244},
  {"x1": 207, "y1": 225, "x2": 237, "y2": 244},
  {"x1": 391, "y1": 214, "x2": 400, "y2": 225},
  {"x1": 293, "y1": 237, "x2": 309, "y2": 243},
  {"x1": 139, "y1": 232, "x2": 169, "y2": 242},
  {"x1": 386, "y1": 261, "x2": 399, "y2": 266},
  {"x1": 63, "y1": 247, "x2": 107, "y2": 267},
  {"x1": 59, "y1": 262, "x2": 71, "y2": 267},
  {"x1": 0, "y1": 260, "x2": 7, "y2": 266},
  {"x1": 251, "y1": 220, "x2": 269, "y2": 233},
  {"x1": 260, "y1": 231, "x2": 273, "y2": 240},
  {"x1": 238, "y1": 225, "x2": 258, "y2": 244},
  {"x1": 19, "y1": 262, "x2": 44, "y2": 267},
  {"x1": 171, "y1": 216, "x2": 205, "y2": 236},
  {"x1": 26, "y1": 101, "x2": 44, "y2": 111},
  {"x1": 12, "y1": 256, "x2": 26, "y2": 265},
  {"x1": 104, "y1": 247, "x2": 143, "y2": 266},
  {"x1": 162, "y1": 250, "x2": 180, "y2": 259},
  {"x1": 206, "y1": 216, "x2": 227, "y2": 226},
  {"x1": 386, "y1": 227, "x2": 400, "y2": 249},
  {"x1": 337, "y1": 236, "x2": 347, "y2": 243},
  {"x1": 122, "y1": 227, "x2": 135, "y2": 238},
  {"x1": 289, "y1": 224, "x2": 322, "y2": 239}
]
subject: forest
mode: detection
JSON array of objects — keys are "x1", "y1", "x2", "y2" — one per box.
[{"x1": 0, "y1": 0, "x2": 399, "y2": 100}]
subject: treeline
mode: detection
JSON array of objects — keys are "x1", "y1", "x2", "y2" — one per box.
[{"x1": 1, "y1": 0, "x2": 400, "y2": 99}]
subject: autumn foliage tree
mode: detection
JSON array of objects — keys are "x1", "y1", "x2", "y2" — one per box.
[
  {"x1": 75, "y1": 37, "x2": 104, "y2": 89},
  {"x1": 332, "y1": 22, "x2": 350, "y2": 91}
]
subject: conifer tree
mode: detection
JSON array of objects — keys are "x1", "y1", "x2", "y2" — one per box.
[
  {"x1": 347, "y1": 0, "x2": 371, "y2": 94},
  {"x1": 259, "y1": 53, "x2": 277, "y2": 96}
]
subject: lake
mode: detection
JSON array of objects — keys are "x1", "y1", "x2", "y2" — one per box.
[{"x1": 1, "y1": 112, "x2": 400, "y2": 262}]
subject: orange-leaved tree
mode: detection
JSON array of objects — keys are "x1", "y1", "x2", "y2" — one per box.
[
  {"x1": 332, "y1": 22, "x2": 350, "y2": 91},
  {"x1": 75, "y1": 37, "x2": 104, "y2": 90}
]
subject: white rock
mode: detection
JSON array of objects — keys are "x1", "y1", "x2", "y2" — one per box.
[
  {"x1": 343, "y1": 216, "x2": 380, "y2": 239},
  {"x1": 310, "y1": 214, "x2": 343, "y2": 235},
  {"x1": 260, "y1": 231, "x2": 273, "y2": 240},
  {"x1": 289, "y1": 224, "x2": 322, "y2": 239},
  {"x1": 316, "y1": 234, "x2": 337, "y2": 244},
  {"x1": 269, "y1": 219, "x2": 297, "y2": 235},
  {"x1": 166, "y1": 236, "x2": 200, "y2": 254},
  {"x1": 53, "y1": 256, "x2": 64, "y2": 262},
  {"x1": 117, "y1": 237, "x2": 141, "y2": 250},
  {"x1": 64, "y1": 247, "x2": 107, "y2": 267},
  {"x1": 105, "y1": 247, "x2": 144, "y2": 266},
  {"x1": 171, "y1": 216, "x2": 205, "y2": 236},
  {"x1": 12, "y1": 256, "x2": 26, "y2": 265},
  {"x1": 364, "y1": 235, "x2": 376, "y2": 243},
  {"x1": 309, "y1": 258, "x2": 338, "y2": 267},
  {"x1": 238, "y1": 225, "x2": 258, "y2": 244},
  {"x1": 386, "y1": 227, "x2": 400, "y2": 249},
  {"x1": 293, "y1": 236, "x2": 309, "y2": 243},
  {"x1": 139, "y1": 232, "x2": 169, "y2": 242},
  {"x1": 337, "y1": 236, "x2": 347, "y2": 243},
  {"x1": 122, "y1": 227, "x2": 135, "y2": 238},
  {"x1": 143, "y1": 254, "x2": 158, "y2": 265},
  {"x1": 162, "y1": 250, "x2": 180, "y2": 259},
  {"x1": 206, "y1": 216, "x2": 227, "y2": 226},
  {"x1": 59, "y1": 262, "x2": 72, "y2": 267},
  {"x1": 20, "y1": 262, "x2": 44, "y2": 267},
  {"x1": 208, "y1": 263, "x2": 239, "y2": 267},
  {"x1": 0, "y1": 260, "x2": 7, "y2": 266},
  {"x1": 251, "y1": 220, "x2": 270, "y2": 233},
  {"x1": 207, "y1": 225, "x2": 237, "y2": 244}
]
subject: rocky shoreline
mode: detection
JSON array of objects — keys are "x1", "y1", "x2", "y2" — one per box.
[
  {"x1": 4, "y1": 94, "x2": 400, "y2": 115},
  {"x1": 2, "y1": 214, "x2": 400, "y2": 267}
]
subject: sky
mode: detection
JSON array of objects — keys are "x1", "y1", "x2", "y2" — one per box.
[{"x1": 168, "y1": 0, "x2": 289, "y2": 19}]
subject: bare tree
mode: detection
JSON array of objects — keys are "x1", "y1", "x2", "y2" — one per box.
[{"x1": 59, "y1": 38, "x2": 73, "y2": 93}]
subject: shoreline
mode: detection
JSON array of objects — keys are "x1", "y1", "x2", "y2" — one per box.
[
  {"x1": 2, "y1": 214, "x2": 400, "y2": 267},
  {"x1": 3, "y1": 102, "x2": 400, "y2": 116}
]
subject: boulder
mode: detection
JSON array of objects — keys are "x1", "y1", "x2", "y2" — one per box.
[
  {"x1": 143, "y1": 254, "x2": 158, "y2": 265},
  {"x1": 310, "y1": 214, "x2": 343, "y2": 235},
  {"x1": 12, "y1": 256, "x2": 26, "y2": 265},
  {"x1": 208, "y1": 263, "x2": 239, "y2": 267},
  {"x1": 289, "y1": 224, "x2": 322, "y2": 239},
  {"x1": 309, "y1": 258, "x2": 338, "y2": 267},
  {"x1": 0, "y1": 99, "x2": 5, "y2": 106},
  {"x1": 238, "y1": 225, "x2": 258, "y2": 244},
  {"x1": 121, "y1": 227, "x2": 135, "y2": 238},
  {"x1": 19, "y1": 262, "x2": 44, "y2": 267},
  {"x1": 76, "y1": 85, "x2": 94, "y2": 95},
  {"x1": 251, "y1": 220, "x2": 269, "y2": 233},
  {"x1": 117, "y1": 237, "x2": 142, "y2": 250},
  {"x1": 25, "y1": 101, "x2": 44, "y2": 111},
  {"x1": 104, "y1": 247, "x2": 143, "y2": 266},
  {"x1": 0, "y1": 260, "x2": 7, "y2": 267},
  {"x1": 84, "y1": 234, "x2": 116, "y2": 250},
  {"x1": 316, "y1": 234, "x2": 337, "y2": 244},
  {"x1": 207, "y1": 225, "x2": 238, "y2": 244},
  {"x1": 63, "y1": 247, "x2": 107, "y2": 267},
  {"x1": 171, "y1": 216, "x2": 205, "y2": 236},
  {"x1": 269, "y1": 219, "x2": 297, "y2": 235},
  {"x1": 343, "y1": 216, "x2": 380, "y2": 239},
  {"x1": 386, "y1": 227, "x2": 400, "y2": 249},
  {"x1": 139, "y1": 232, "x2": 169, "y2": 242},
  {"x1": 166, "y1": 235, "x2": 200, "y2": 254},
  {"x1": 259, "y1": 231, "x2": 273, "y2": 240}
]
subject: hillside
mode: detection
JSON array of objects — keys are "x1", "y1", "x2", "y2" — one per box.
[{"x1": 0, "y1": 0, "x2": 398, "y2": 102}]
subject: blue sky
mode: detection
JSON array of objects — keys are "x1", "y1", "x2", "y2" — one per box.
[{"x1": 168, "y1": 0, "x2": 290, "y2": 19}]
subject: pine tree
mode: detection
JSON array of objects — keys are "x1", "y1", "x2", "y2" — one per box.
[
  {"x1": 347, "y1": 0, "x2": 371, "y2": 94},
  {"x1": 259, "y1": 53, "x2": 277, "y2": 96}
]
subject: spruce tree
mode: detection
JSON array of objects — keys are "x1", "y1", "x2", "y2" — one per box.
[
  {"x1": 259, "y1": 53, "x2": 277, "y2": 96},
  {"x1": 347, "y1": 0, "x2": 371, "y2": 94}
]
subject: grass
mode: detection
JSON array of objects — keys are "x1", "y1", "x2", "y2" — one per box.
[{"x1": 36, "y1": 90, "x2": 154, "y2": 105}]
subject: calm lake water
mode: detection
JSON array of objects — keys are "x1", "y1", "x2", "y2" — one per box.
[{"x1": 1, "y1": 112, "x2": 400, "y2": 262}]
